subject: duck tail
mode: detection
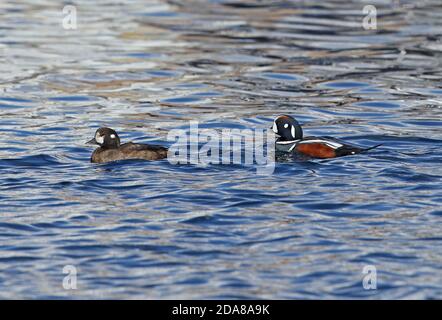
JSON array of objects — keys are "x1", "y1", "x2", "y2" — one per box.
[{"x1": 363, "y1": 143, "x2": 383, "y2": 152}]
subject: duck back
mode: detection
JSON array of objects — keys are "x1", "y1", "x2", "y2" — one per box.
[{"x1": 91, "y1": 142, "x2": 168, "y2": 163}]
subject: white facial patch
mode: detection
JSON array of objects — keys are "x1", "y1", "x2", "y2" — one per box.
[
  {"x1": 110, "y1": 134, "x2": 115, "y2": 139},
  {"x1": 95, "y1": 133, "x2": 104, "y2": 145},
  {"x1": 291, "y1": 125, "x2": 296, "y2": 139},
  {"x1": 272, "y1": 122, "x2": 278, "y2": 134},
  {"x1": 284, "y1": 123, "x2": 289, "y2": 128}
]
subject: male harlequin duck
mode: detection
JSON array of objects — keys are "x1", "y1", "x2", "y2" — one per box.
[
  {"x1": 87, "y1": 127, "x2": 168, "y2": 163},
  {"x1": 272, "y1": 115, "x2": 381, "y2": 159}
]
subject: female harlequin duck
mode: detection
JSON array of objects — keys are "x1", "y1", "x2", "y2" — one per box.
[
  {"x1": 272, "y1": 115, "x2": 381, "y2": 159},
  {"x1": 87, "y1": 127, "x2": 168, "y2": 163}
]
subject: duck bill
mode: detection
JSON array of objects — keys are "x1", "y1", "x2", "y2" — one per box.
[
  {"x1": 86, "y1": 138, "x2": 98, "y2": 145},
  {"x1": 270, "y1": 126, "x2": 280, "y2": 137}
]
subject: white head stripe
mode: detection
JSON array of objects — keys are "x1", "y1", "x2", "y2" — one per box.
[
  {"x1": 272, "y1": 122, "x2": 278, "y2": 134},
  {"x1": 291, "y1": 125, "x2": 296, "y2": 139}
]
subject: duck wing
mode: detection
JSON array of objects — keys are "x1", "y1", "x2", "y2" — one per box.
[
  {"x1": 314, "y1": 136, "x2": 382, "y2": 156},
  {"x1": 121, "y1": 142, "x2": 167, "y2": 152},
  {"x1": 120, "y1": 142, "x2": 168, "y2": 160},
  {"x1": 295, "y1": 136, "x2": 379, "y2": 158}
]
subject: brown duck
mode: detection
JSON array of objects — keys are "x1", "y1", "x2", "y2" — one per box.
[{"x1": 87, "y1": 127, "x2": 168, "y2": 163}]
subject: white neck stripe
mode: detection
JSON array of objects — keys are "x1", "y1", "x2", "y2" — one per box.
[{"x1": 276, "y1": 139, "x2": 300, "y2": 145}]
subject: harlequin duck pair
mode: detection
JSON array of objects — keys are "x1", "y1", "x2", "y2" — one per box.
[
  {"x1": 87, "y1": 116, "x2": 380, "y2": 163},
  {"x1": 272, "y1": 115, "x2": 381, "y2": 158}
]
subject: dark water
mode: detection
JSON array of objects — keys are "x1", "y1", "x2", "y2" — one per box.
[{"x1": 0, "y1": 0, "x2": 441, "y2": 299}]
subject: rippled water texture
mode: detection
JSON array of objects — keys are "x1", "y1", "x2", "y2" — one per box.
[{"x1": 0, "y1": 0, "x2": 441, "y2": 299}]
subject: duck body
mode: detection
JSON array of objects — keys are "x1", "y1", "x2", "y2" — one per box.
[
  {"x1": 87, "y1": 127, "x2": 168, "y2": 163},
  {"x1": 276, "y1": 136, "x2": 368, "y2": 159},
  {"x1": 272, "y1": 115, "x2": 381, "y2": 159},
  {"x1": 91, "y1": 142, "x2": 168, "y2": 163}
]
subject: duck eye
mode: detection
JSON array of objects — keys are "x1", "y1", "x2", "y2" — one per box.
[{"x1": 284, "y1": 123, "x2": 289, "y2": 128}]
